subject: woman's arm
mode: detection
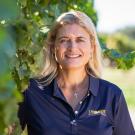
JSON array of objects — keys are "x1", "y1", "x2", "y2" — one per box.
[
  {"x1": 17, "y1": 91, "x2": 27, "y2": 131},
  {"x1": 113, "y1": 92, "x2": 135, "y2": 135}
]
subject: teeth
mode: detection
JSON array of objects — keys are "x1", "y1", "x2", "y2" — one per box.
[{"x1": 66, "y1": 54, "x2": 81, "y2": 58}]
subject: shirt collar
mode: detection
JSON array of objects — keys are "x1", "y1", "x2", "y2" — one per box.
[
  {"x1": 89, "y1": 75, "x2": 99, "y2": 96},
  {"x1": 53, "y1": 75, "x2": 99, "y2": 99},
  {"x1": 53, "y1": 78, "x2": 67, "y2": 101}
]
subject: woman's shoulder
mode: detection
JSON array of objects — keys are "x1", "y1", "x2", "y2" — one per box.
[
  {"x1": 23, "y1": 77, "x2": 54, "y2": 94},
  {"x1": 98, "y1": 77, "x2": 123, "y2": 97},
  {"x1": 26, "y1": 78, "x2": 43, "y2": 90}
]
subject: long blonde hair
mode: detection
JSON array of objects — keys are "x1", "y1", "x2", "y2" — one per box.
[{"x1": 36, "y1": 11, "x2": 103, "y2": 86}]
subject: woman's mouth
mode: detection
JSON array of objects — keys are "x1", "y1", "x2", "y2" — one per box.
[{"x1": 65, "y1": 54, "x2": 81, "y2": 58}]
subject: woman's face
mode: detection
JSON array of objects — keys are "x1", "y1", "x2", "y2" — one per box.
[{"x1": 54, "y1": 24, "x2": 93, "y2": 70}]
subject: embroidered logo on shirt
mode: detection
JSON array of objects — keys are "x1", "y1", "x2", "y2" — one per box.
[{"x1": 88, "y1": 109, "x2": 106, "y2": 116}]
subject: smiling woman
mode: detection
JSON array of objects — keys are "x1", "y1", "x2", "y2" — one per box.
[
  {"x1": 54, "y1": 24, "x2": 92, "y2": 70},
  {"x1": 40, "y1": 11, "x2": 103, "y2": 84},
  {"x1": 18, "y1": 11, "x2": 135, "y2": 135}
]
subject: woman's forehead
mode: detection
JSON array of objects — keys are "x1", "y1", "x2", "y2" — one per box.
[{"x1": 56, "y1": 24, "x2": 90, "y2": 38}]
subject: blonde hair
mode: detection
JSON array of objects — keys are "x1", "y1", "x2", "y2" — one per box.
[{"x1": 36, "y1": 11, "x2": 103, "y2": 86}]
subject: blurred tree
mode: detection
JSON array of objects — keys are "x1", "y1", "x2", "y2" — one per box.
[
  {"x1": 106, "y1": 33, "x2": 135, "y2": 53},
  {"x1": 118, "y1": 26, "x2": 135, "y2": 40},
  {"x1": 106, "y1": 26, "x2": 135, "y2": 53},
  {"x1": 99, "y1": 31, "x2": 135, "y2": 69},
  {"x1": 0, "y1": 0, "x2": 97, "y2": 134}
]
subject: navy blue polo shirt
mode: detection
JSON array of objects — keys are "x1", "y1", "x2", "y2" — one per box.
[{"x1": 18, "y1": 75, "x2": 135, "y2": 135}]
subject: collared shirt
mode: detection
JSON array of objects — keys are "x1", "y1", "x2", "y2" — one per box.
[{"x1": 18, "y1": 75, "x2": 135, "y2": 135}]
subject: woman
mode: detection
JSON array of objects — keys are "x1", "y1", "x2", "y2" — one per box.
[{"x1": 18, "y1": 11, "x2": 135, "y2": 135}]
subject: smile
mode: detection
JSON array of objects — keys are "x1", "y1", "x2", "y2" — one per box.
[{"x1": 65, "y1": 54, "x2": 81, "y2": 58}]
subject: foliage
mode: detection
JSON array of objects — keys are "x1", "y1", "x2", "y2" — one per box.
[
  {"x1": 0, "y1": 0, "x2": 97, "y2": 134},
  {"x1": 99, "y1": 33, "x2": 135, "y2": 69},
  {"x1": 117, "y1": 26, "x2": 135, "y2": 40},
  {"x1": 106, "y1": 33, "x2": 135, "y2": 53},
  {"x1": 102, "y1": 46, "x2": 135, "y2": 69}
]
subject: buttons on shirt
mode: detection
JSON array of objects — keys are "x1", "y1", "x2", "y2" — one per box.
[
  {"x1": 74, "y1": 110, "x2": 78, "y2": 115},
  {"x1": 87, "y1": 93, "x2": 90, "y2": 97},
  {"x1": 70, "y1": 120, "x2": 77, "y2": 126},
  {"x1": 79, "y1": 101, "x2": 83, "y2": 104},
  {"x1": 78, "y1": 92, "x2": 90, "y2": 105}
]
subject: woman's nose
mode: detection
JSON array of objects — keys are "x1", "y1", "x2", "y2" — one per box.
[{"x1": 68, "y1": 40, "x2": 77, "y2": 48}]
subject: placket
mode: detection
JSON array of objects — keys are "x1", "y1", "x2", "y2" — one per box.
[{"x1": 70, "y1": 91, "x2": 91, "y2": 134}]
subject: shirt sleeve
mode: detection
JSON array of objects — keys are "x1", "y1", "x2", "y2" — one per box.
[
  {"x1": 113, "y1": 91, "x2": 135, "y2": 135},
  {"x1": 17, "y1": 91, "x2": 27, "y2": 131}
]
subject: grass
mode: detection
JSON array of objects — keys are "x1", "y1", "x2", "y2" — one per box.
[{"x1": 102, "y1": 66, "x2": 135, "y2": 109}]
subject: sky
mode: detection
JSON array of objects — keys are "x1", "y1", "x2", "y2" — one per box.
[{"x1": 94, "y1": 0, "x2": 135, "y2": 33}]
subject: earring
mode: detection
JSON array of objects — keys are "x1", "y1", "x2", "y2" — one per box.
[
  {"x1": 90, "y1": 53, "x2": 93, "y2": 59},
  {"x1": 54, "y1": 51, "x2": 58, "y2": 62}
]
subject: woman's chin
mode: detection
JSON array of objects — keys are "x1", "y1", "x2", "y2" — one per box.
[{"x1": 60, "y1": 64, "x2": 85, "y2": 70}]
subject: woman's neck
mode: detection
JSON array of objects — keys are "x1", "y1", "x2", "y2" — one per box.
[{"x1": 57, "y1": 67, "x2": 89, "y2": 90}]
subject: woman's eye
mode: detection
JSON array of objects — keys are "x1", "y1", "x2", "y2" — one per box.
[
  {"x1": 59, "y1": 39, "x2": 68, "y2": 43},
  {"x1": 76, "y1": 39, "x2": 85, "y2": 42}
]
